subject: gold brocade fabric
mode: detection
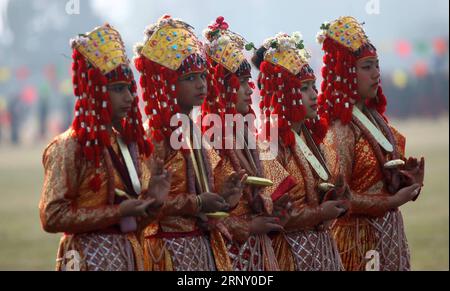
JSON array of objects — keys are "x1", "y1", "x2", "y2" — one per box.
[
  {"x1": 259, "y1": 149, "x2": 294, "y2": 215},
  {"x1": 273, "y1": 131, "x2": 342, "y2": 271},
  {"x1": 40, "y1": 129, "x2": 150, "y2": 271},
  {"x1": 212, "y1": 140, "x2": 289, "y2": 270},
  {"x1": 278, "y1": 131, "x2": 340, "y2": 232},
  {"x1": 329, "y1": 120, "x2": 410, "y2": 271},
  {"x1": 141, "y1": 139, "x2": 227, "y2": 271},
  {"x1": 154, "y1": 146, "x2": 198, "y2": 233}
]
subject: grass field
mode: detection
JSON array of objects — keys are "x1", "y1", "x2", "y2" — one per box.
[{"x1": 0, "y1": 117, "x2": 448, "y2": 271}]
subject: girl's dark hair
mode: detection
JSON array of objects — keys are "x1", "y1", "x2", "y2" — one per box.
[{"x1": 251, "y1": 46, "x2": 267, "y2": 71}]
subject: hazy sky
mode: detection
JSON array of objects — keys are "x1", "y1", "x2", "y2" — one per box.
[
  {"x1": 0, "y1": 0, "x2": 8, "y2": 36},
  {"x1": 89, "y1": 0, "x2": 449, "y2": 44},
  {"x1": 0, "y1": 0, "x2": 448, "y2": 72},
  {"x1": 88, "y1": 0, "x2": 449, "y2": 71}
]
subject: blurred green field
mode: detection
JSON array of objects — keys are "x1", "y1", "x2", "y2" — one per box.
[{"x1": 0, "y1": 117, "x2": 448, "y2": 271}]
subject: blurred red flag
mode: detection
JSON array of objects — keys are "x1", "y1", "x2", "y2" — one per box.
[
  {"x1": 20, "y1": 86, "x2": 38, "y2": 105},
  {"x1": 433, "y1": 37, "x2": 448, "y2": 56},
  {"x1": 16, "y1": 66, "x2": 30, "y2": 81},
  {"x1": 44, "y1": 64, "x2": 57, "y2": 83},
  {"x1": 413, "y1": 61, "x2": 429, "y2": 78},
  {"x1": 395, "y1": 40, "x2": 412, "y2": 58}
]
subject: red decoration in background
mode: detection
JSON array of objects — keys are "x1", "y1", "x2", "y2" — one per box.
[
  {"x1": 20, "y1": 85, "x2": 38, "y2": 105},
  {"x1": 395, "y1": 40, "x2": 412, "y2": 58},
  {"x1": 208, "y1": 16, "x2": 229, "y2": 31},
  {"x1": 433, "y1": 37, "x2": 448, "y2": 56},
  {"x1": 413, "y1": 61, "x2": 429, "y2": 78},
  {"x1": 44, "y1": 64, "x2": 57, "y2": 82},
  {"x1": 16, "y1": 66, "x2": 30, "y2": 81},
  {"x1": 0, "y1": 112, "x2": 11, "y2": 125}
]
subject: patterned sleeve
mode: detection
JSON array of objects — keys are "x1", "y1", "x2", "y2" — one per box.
[
  {"x1": 39, "y1": 135, "x2": 121, "y2": 234},
  {"x1": 212, "y1": 154, "x2": 251, "y2": 243},
  {"x1": 137, "y1": 154, "x2": 163, "y2": 230},
  {"x1": 275, "y1": 148, "x2": 324, "y2": 232},
  {"x1": 160, "y1": 195, "x2": 200, "y2": 217},
  {"x1": 283, "y1": 183, "x2": 324, "y2": 231},
  {"x1": 220, "y1": 214, "x2": 251, "y2": 243},
  {"x1": 331, "y1": 121, "x2": 391, "y2": 217},
  {"x1": 152, "y1": 141, "x2": 200, "y2": 217}
]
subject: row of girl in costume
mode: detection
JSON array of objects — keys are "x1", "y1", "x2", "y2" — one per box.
[{"x1": 39, "y1": 15, "x2": 424, "y2": 271}]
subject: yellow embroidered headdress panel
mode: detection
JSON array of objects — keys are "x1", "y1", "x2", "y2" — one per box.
[
  {"x1": 71, "y1": 24, "x2": 129, "y2": 75},
  {"x1": 316, "y1": 16, "x2": 370, "y2": 52},
  {"x1": 263, "y1": 32, "x2": 311, "y2": 76},
  {"x1": 139, "y1": 16, "x2": 204, "y2": 71},
  {"x1": 204, "y1": 17, "x2": 247, "y2": 73}
]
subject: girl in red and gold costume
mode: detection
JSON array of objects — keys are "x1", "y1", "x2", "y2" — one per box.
[
  {"x1": 39, "y1": 24, "x2": 171, "y2": 271},
  {"x1": 134, "y1": 15, "x2": 245, "y2": 271},
  {"x1": 316, "y1": 16, "x2": 425, "y2": 271},
  {"x1": 252, "y1": 32, "x2": 349, "y2": 271},
  {"x1": 202, "y1": 17, "x2": 296, "y2": 271}
]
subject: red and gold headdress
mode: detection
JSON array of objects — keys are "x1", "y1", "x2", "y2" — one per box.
[
  {"x1": 201, "y1": 17, "x2": 254, "y2": 144},
  {"x1": 134, "y1": 15, "x2": 207, "y2": 142},
  {"x1": 316, "y1": 16, "x2": 387, "y2": 124},
  {"x1": 255, "y1": 32, "x2": 327, "y2": 147},
  {"x1": 70, "y1": 24, "x2": 150, "y2": 191}
]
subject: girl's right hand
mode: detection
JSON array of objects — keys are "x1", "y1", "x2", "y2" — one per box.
[
  {"x1": 319, "y1": 200, "x2": 349, "y2": 221},
  {"x1": 390, "y1": 183, "x2": 421, "y2": 208},
  {"x1": 199, "y1": 192, "x2": 230, "y2": 213},
  {"x1": 249, "y1": 216, "x2": 284, "y2": 235}
]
